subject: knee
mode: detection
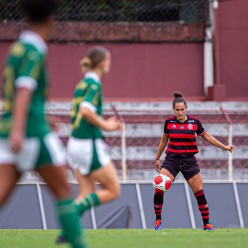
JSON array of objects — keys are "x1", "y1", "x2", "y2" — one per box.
[{"x1": 110, "y1": 184, "x2": 121, "y2": 200}]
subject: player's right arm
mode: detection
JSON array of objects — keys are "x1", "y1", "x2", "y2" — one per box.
[
  {"x1": 80, "y1": 107, "x2": 122, "y2": 131},
  {"x1": 155, "y1": 135, "x2": 169, "y2": 173},
  {"x1": 80, "y1": 83, "x2": 122, "y2": 132},
  {"x1": 155, "y1": 120, "x2": 169, "y2": 172}
]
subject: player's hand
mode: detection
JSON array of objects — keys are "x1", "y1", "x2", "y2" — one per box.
[
  {"x1": 155, "y1": 160, "x2": 160, "y2": 173},
  {"x1": 104, "y1": 116, "x2": 123, "y2": 131},
  {"x1": 226, "y1": 145, "x2": 235, "y2": 153},
  {"x1": 9, "y1": 131, "x2": 23, "y2": 154}
]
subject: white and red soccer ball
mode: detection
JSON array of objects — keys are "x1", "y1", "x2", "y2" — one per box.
[{"x1": 153, "y1": 174, "x2": 172, "y2": 192}]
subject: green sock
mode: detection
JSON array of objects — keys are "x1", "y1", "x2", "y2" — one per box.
[
  {"x1": 56, "y1": 198, "x2": 86, "y2": 248},
  {"x1": 76, "y1": 192, "x2": 101, "y2": 217}
]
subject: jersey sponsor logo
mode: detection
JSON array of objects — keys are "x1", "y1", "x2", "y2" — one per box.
[{"x1": 180, "y1": 125, "x2": 184, "y2": 129}]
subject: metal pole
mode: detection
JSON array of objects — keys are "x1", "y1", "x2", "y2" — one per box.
[
  {"x1": 228, "y1": 123, "x2": 233, "y2": 181},
  {"x1": 220, "y1": 105, "x2": 233, "y2": 181},
  {"x1": 121, "y1": 122, "x2": 127, "y2": 181},
  {"x1": 136, "y1": 183, "x2": 147, "y2": 229},
  {"x1": 233, "y1": 181, "x2": 244, "y2": 228},
  {"x1": 184, "y1": 182, "x2": 196, "y2": 229},
  {"x1": 36, "y1": 183, "x2": 47, "y2": 230}
]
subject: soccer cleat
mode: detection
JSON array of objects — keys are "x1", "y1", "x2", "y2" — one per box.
[
  {"x1": 154, "y1": 219, "x2": 162, "y2": 230},
  {"x1": 203, "y1": 223, "x2": 215, "y2": 231},
  {"x1": 55, "y1": 235, "x2": 69, "y2": 244}
]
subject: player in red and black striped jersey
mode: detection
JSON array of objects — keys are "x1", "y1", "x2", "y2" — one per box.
[
  {"x1": 153, "y1": 91, "x2": 235, "y2": 231},
  {"x1": 164, "y1": 115, "x2": 205, "y2": 157}
]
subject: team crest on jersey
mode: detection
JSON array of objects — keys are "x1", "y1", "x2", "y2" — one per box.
[{"x1": 187, "y1": 124, "x2": 193, "y2": 130}]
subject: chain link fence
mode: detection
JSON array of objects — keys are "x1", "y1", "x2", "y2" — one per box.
[{"x1": 0, "y1": 0, "x2": 210, "y2": 42}]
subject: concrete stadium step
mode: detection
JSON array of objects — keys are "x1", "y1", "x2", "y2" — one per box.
[{"x1": 57, "y1": 123, "x2": 248, "y2": 137}]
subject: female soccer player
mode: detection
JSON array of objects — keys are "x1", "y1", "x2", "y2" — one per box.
[
  {"x1": 153, "y1": 92, "x2": 235, "y2": 231},
  {"x1": 56, "y1": 46, "x2": 122, "y2": 243},
  {"x1": 0, "y1": 1, "x2": 85, "y2": 247}
]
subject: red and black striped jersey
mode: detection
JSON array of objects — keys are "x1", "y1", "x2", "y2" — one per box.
[{"x1": 164, "y1": 115, "x2": 206, "y2": 158}]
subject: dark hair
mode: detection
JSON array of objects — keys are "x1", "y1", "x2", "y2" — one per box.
[
  {"x1": 81, "y1": 46, "x2": 109, "y2": 72},
  {"x1": 173, "y1": 91, "x2": 187, "y2": 108},
  {"x1": 19, "y1": 0, "x2": 60, "y2": 23}
]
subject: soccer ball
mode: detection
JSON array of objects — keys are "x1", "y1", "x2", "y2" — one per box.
[{"x1": 153, "y1": 174, "x2": 172, "y2": 192}]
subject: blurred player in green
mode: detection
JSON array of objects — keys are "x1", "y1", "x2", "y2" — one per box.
[
  {"x1": 0, "y1": 0, "x2": 86, "y2": 247},
  {"x1": 56, "y1": 46, "x2": 122, "y2": 243}
]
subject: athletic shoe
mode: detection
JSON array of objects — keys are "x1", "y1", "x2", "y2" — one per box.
[
  {"x1": 55, "y1": 235, "x2": 68, "y2": 244},
  {"x1": 154, "y1": 219, "x2": 162, "y2": 230},
  {"x1": 203, "y1": 223, "x2": 214, "y2": 231}
]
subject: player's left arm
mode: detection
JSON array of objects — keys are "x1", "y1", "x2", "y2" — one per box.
[{"x1": 201, "y1": 131, "x2": 235, "y2": 153}]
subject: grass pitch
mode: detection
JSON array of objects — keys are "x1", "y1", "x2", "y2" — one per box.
[{"x1": 0, "y1": 229, "x2": 247, "y2": 248}]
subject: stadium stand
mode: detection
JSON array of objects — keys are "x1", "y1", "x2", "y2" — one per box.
[{"x1": 44, "y1": 101, "x2": 248, "y2": 181}]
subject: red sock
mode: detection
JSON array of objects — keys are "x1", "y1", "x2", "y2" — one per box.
[
  {"x1": 154, "y1": 189, "x2": 164, "y2": 220},
  {"x1": 194, "y1": 190, "x2": 209, "y2": 226}
]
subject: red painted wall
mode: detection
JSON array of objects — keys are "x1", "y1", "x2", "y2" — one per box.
[
  {"x1": 218, "y1": 1, "x2": 248, "y2": 99},
  {"x1": 0, "y1": 42, "x2": 204, "y2": 100}
]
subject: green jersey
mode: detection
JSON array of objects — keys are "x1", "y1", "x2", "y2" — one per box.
[
  {"x1": 71, "y1": 72, "x2": 103, "y2": 139},
  {"x1": 0, "y1": 31, "x2": 51, "y2": 138}
]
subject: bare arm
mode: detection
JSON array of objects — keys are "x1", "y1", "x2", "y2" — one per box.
[
  {"x1": 10, "y1": 88, "x2": 32, "y2": 153},
  {"x1": 202, "y1": 131, "x2": 235, "y2": 153},
  {"x1": 80, "y1": 107, "x2": 122, "y2": 131},
  {"x1": 155, "y1": 134, "x2": 169, "y2": 172}
]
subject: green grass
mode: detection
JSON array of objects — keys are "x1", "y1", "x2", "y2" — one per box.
[{"x1": 0, "y1": 229, "x2": 248, "y2": 248}]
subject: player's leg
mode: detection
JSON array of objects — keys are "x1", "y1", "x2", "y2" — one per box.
[
  {"x1": 56, "y1": 170, "x2": 96, "y2": 243},
  {"x1": 69, "y1": 138, "x2": 120, "y2": 216},
  {"x1": 187, "y1": 172, "x2": 214, "y2": 230},
  {"x1": 0, "y1": 164, "x2": 21, "y2": 208},
  {"x1": 75, "y1": 161, "x2": 120, "y2": 216},
  {"x1": 75, "y1": 169, "x2": 96, "y2": 202},
  {"x1": 37, "y1": 133, "x2": 86, "y2": 248},
  {"x1": 0, "y1": 139, "x2": 22, "y2": 207},
  {"x1": 153, "y1": 158, "x2": 177, "y2": 230},
  {"x1": 38, "y1": 165, "x2": 86, "y2": 248}
]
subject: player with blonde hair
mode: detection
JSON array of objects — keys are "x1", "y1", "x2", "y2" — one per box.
[{"x1": 56, "y1": 46, "x2": 122, "y2": 243}]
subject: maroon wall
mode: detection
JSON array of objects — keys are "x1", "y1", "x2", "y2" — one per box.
[
  {"x1": 218, "y1": 1, "x2": 248, "y2": 100},
  {"x1": 0, "y1": 42, "x2": 204, "y2": 100}
]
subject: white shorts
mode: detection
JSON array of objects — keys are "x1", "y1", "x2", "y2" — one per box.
[
  {"x1": 0, "y1": 132, "x2": 67, "y2": 172},
  {"x1": 67, "y1": 137, "x2": 111, "y2": 175}
]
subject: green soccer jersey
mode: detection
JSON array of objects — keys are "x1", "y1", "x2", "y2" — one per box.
[
  {"x1": 71, "y1": 72, "x2": 104, "y2": 139},
  {"x1": 0, "y1": 31, "x2": 51, "y2": 138}
]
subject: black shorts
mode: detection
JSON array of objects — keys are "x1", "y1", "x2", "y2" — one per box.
[{"x1": 161, "y1": 156, "x2": 200, "y2": 180}]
